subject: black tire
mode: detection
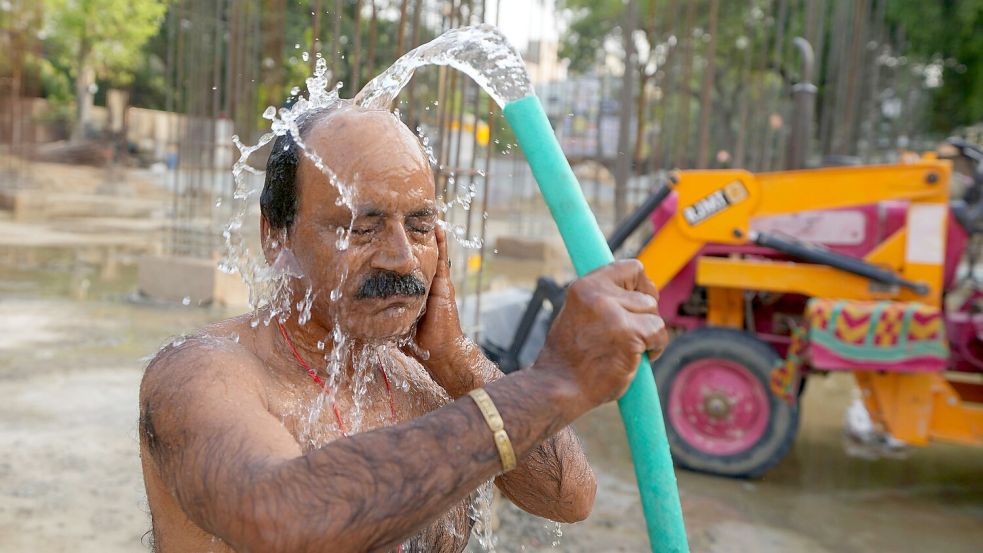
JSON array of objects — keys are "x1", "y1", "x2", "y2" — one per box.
[{"x1": 651, "y1": 327, "x2": 799, "y2": 478}]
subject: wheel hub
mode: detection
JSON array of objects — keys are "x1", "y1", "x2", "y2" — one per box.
[
  {"x1": 668, "y1": 358, "x2": 771, "y2": 456},
  {"x1": 703, "y1": 393, "x2": 731, "y2": 419}
]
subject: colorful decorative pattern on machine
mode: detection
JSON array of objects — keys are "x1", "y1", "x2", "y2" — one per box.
[
  {"x1": 770, "y1": 326, "x2": 805, "y2": 405},
  {"x1": 770, "y1": 299, "x2": 948, "y2": 404},
  {"x1": 771, "y1": 298, "x2": 949, "y2": 397},
  {"x1": 807, "y1": 299, "x2": 948, "y2": 372}
]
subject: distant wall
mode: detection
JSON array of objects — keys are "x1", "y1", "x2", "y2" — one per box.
[{"x1": 2, "y1": 97, "x2": 236, "y2": 167}]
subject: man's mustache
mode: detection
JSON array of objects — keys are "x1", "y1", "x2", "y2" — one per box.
[{"x1": 355, "y1": 270, "x2": 427, "y2": 299}]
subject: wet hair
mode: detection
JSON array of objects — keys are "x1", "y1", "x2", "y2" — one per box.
[
  {"x1": 260, "y1": 106, "x2": 339, "y2": 230},
  {"x1": 260, "y1": 105, "x2": 430, "y2": 230}
]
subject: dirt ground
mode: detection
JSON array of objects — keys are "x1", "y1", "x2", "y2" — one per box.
[
  {"x1": 1, "y1": 159, "x2": 981, "y2": 552},
  {"x1": 1, "y1": 272, "x2": 981, "y2": 553}
]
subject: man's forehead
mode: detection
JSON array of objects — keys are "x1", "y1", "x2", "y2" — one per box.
[
  {"x1": 294, "y1": 108, "x2": 435, "y2": 213},
  {"x1": 300, "y1": 108, "x2": 432, "y2": 179}
]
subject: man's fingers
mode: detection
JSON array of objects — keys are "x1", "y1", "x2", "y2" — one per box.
[
  {"x1": 426, "y1": 224, "x2": 458, "y2": 304},
  {"x1": 434, "y1": 224, "x2": 449, "y2": 279},
  {"x1": 597, "y1": 259, "x2": 660, "y2": 301},
  {"x1": 631, "y1": 312, "x2": 669, "y2": 354},
  {"x1": 632, "y1": 271, "x2": 660, "y2": 303},
  {"x1": 600, "y1": 259, "x2": 647, "y2": 290},
  {"x1": 618, "y1": 290, "x2": 660, "y2": 315}
]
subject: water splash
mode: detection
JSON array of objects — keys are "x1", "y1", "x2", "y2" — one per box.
[
  {"x1": 354, "y1": 24, "x2": 532, "y2": 109},
  {"x1": 355, "y1": 24, "x2": 530, "y2": 253},
  {"x1": 224, "y1": 53, "x2": 347, "y2": 322},
  {"x1": 220, "y1": 23, "x2": 539, "y2": 550},
  {"x1": 548, "y1": 521, "x2": 563, "y2": 547},
  {"x1": 224, "y1": 25, "x2": 527, "y2": 317},
  {"x1": 296, "y1": 286, "x2": 316, "y2": 326},
  {"x1": 469, "y1": 481, "x2": 498, "y2": 551}
]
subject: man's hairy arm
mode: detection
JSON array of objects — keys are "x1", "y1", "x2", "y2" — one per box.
[
  {"x1": 429, "y1": 338, "x2": 596, "y2": 523},
  {"x1": 141, "y1": 338, "x2": 587, "y2": 553}
]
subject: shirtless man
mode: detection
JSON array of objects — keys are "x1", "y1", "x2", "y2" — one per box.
[{"x1": 138, "y1": 105, "x2": 668, "y2": 552}]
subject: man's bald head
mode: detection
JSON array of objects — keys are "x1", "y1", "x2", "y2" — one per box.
[{"x1": 260, "y1": 104, "x2": 431, "y2": 231}]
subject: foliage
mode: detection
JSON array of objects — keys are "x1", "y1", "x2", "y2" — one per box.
[
  {"x1": 44, "y1": 0, "x2": 168, "y2": 87},
  {"x1": 558, "y1": 0, "x2": 627, "y2": 73},
  {"x1": 886, "y1": 0, "x2": 983, "y2": 130},
  {"x1": 559, "y1": 0, "x2": 983, "y2": 146}
]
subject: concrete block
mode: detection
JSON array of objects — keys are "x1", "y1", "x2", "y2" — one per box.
[
  {"x1": 213, "y1": 269, "x2": 252, "y2": 307},
  {"x1": 138, "y1": 255, "x2": 214, "y2": 305},
  {"x1": 493, "y1": 235, "x2": 565, "y2": 262},
  {"x1": 0, "y1": 190, "x2": 161, "y2": 222},
  {"x1": 0, "y1": 190, "x2": 14, "y2": 211},
  {"x1": 489, "y1": 235, "x2": 573, "y2": 286},
  {"x1": 137, "y1": 254, "x2": 250, "y2": 308},
  {"x1": 0, "y1": 190, "x2": 47, "y2": 222}
]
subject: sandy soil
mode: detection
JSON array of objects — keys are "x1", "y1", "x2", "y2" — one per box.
[{"x1": 1, "y1": 292, "x2": 981, "y2": 553}]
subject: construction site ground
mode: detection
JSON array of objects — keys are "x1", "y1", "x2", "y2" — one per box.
[{"x1": 0, "y1": 162, "x2": 980, "y2": 552}]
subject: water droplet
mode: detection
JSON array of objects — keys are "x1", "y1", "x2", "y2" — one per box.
[
  {"x1": 262, "y1": 106, "x2": 276, "y2": 120},
  {"x1": 181, "y1": 296, "x2": 191, "y2": 306},
  {"x1": 302, "y1": 51, "x2": 310, "y2": 62}
]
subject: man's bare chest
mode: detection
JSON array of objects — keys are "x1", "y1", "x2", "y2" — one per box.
[
  {"x1": 265, "y1": 364, "x2": 444, "y2": 448},
  {"x1": 262, "y1": 371, "x2": 476, "y2": 552}
]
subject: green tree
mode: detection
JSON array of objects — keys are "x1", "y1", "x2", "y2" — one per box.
[
  {"x1": 886, "y1": 0, "x2": 983, "y2": 131},
  {"x1": 560, "y1": 0, "x2": 785, "y2": 165},
  {"x1": 45, "y1": 0, "x2": 167, "y2": 140}
]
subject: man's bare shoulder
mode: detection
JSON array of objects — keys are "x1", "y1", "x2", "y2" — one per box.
[{"x1": 140, "y1": 315, "x2": 269, "y2": 408}]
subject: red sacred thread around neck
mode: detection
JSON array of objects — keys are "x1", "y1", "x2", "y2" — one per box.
[{"x1": 276, "y1": 321, "x2": 398, "y2": 435}]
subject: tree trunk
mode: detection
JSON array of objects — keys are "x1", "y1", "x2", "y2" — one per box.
[
  {"x1": 311, "y1": 0, "x2": 321, "y2": 71},
  {"x1": 673, "y1": 0, "x2": 697, "y2": 168},
  {"x1": 403, "y1": 0, "x2": 425, "y2": 124},
  {"x1": 614, "y1": 0, "x2": 637, "y2": 222},
  {"x1": 633, "y1": 69, "x2": 648, "y2": 168},
  {"x1": 367, "y1": 0, "x2": 378, "y2": 82},
  {"x1": 72, "y1": 32, "x2": 93, "y2": 143},
  {"x1": 350, "y1": 0, "x2": 363, "y2": 95},
  {"x1": 632, "y1": 0, "x2": 657, "y2": 168},
  {"x1": 654, "y1": 0, "x2": 680, "y2": 170},
  {"x1": 696, "y1": 0, "x2": 720, "y2": 168},
  {"x1": 397, "y1": 0, "x2": 409, "y2": 55},
  {"x1": 331, "y1": 0, "x2": 342, "y2": 87}
]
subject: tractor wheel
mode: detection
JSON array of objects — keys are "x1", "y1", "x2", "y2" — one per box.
[{"x1": 651, "y1": 327, "x2": 799, "y2": 478}]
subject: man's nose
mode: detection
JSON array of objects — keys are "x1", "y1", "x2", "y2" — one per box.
[{"x1": 372, "y1": 224, "x2": 417, "y2": 274}]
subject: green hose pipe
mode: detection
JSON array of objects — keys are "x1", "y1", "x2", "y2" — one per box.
[{"x1": 503, "y1": 94, "x2": 689, "y2": 553}]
